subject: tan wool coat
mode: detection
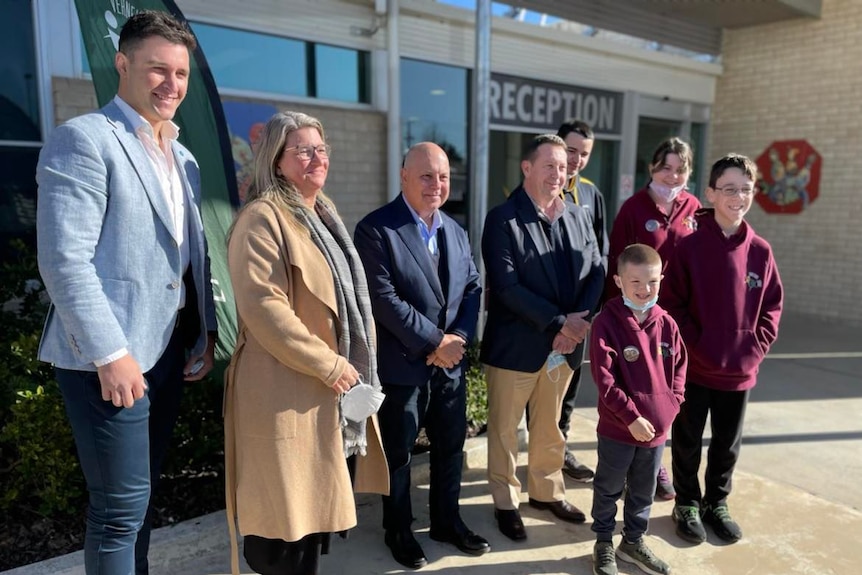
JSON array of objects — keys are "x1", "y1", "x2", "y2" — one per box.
[{"x1": 224, "y1": 199, "x2": 389, "y2": 574}]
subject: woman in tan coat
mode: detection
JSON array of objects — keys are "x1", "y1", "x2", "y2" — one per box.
[{"x1": 224, "y1": 111, "x2": 388, "y2": 575}]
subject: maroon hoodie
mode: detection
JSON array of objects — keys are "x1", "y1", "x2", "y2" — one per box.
[
  {"x1": 589, "y1": 298, "x2": 687, "y2": 448},
  {"x1": 604, "y1": 186, "x2": 701, "y2": 301},
  {"x1": 660, "y1": 209, "x2": 783, "y2": 391}
]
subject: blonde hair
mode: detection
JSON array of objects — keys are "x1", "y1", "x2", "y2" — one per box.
[{"x1": 229, "y1": 111, "x2": 335, "y2": 240}]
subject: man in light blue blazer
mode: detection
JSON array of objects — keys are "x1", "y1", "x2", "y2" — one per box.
[{"x1": 35, "y1": 12, "x2": 216, "y2": 575}]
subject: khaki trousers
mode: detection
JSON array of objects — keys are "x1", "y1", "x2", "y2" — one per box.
[{"x1": 485, "y1": 360, "x2": 574, "y2": 510}]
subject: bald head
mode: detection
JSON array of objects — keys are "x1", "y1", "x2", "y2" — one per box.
[{"x1": 401, "y1": 142, "x2": 450, "y2": 223}]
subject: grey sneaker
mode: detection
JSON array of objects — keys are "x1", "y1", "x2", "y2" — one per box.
[
  {"x1": 563, "y1": 451, "x2": 595, "y2": 482},
  {"x1": 592, "y1": 540, "x2": 618, "y2": 575},
  {"x1": 672, "y1": 504, "x2": 706, "y2": 544},
  {"x1": 702, "y1": 503, "x2": 743, "y2": 542},
  {"x1": 616, "y1": 538, "x2": 671, "y2": 575}
]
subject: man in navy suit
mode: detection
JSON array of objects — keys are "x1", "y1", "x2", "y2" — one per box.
[
  {"x1": 36, "y1": 12, "x2": 216, "y2": 575},
  {"x1": 481, "y1": 134, "x2": 604, "y2": 541},
  {"x1": 355, "y1": 142, "x2": 488, "y2": 569}
]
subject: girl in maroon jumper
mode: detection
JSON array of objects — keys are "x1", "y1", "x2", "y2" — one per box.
[
  {"x1": 606, "y1": 137, "x2": 700, "y2": 500},
  {"x1": 589, "y1": 244, "x2": 686, "y2": 575},
  {"x1": 662, "y1": 154, "x2": 783, "y2": 546}
]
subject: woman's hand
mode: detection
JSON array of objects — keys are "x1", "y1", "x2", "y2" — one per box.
[{"x1": 332, "y1": 362, "x2": 360, "y2": 394}]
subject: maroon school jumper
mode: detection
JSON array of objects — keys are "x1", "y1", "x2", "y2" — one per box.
[
  {"x1": 605, "y1": 186, "x2": 701, "y2": 301},
  {"x1": 660, "y1": 210, "x2": 783, "y2": 391},
  {"x1": 589, "y1": 298, "x2": 688, "y2": 448}
]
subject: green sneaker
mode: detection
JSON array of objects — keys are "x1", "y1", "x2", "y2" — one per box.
[
  {"x1": 616, "y1": 538, "x2": 671, "y2": 575},
  {"x1": 592, "y1": 540, "x2": 618, "y2": 575},
  {"x1": 672, "y1": 504, "x2": 706, "y2": 544},
  {"x1": 703, "y1": 503, "x2": 743, "y2": 542}
]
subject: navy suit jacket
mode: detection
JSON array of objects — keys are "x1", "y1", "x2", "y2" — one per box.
[
  {"x1": 354, "y1": 195, "x2": 482, "y2": 386},
  {"x1": 480, "y1": 186, "x2": 604, "y2": 372}
]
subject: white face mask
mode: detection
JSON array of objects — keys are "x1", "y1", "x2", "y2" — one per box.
[
  {"x1": 649, "y1": 181, "x2": 686, "y2": 203},
  {"x1": 622, "y1": 294, "x2": 658, "y2": 312}
]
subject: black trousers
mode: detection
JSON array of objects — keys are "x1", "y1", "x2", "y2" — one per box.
[
  {"x1": 671, "y1": 381, "x2": 750, "y2": 508},
  {"x1": 558, "y1": 366, "x2": 582, "y2": 440},
  {"x1": 378, "y1": 369, "x2": 466, "y2": 532},
  {"x1": 244, "y1": 533, "x2": 330, "y2": 575}
]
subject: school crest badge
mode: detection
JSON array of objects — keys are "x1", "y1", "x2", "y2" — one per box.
[
  {"x1": 745, "y1": 272, "x2": 763, "y2": 291},
  {"x1": 623, "y1": 346, "x2": 640, "y2": 362}
]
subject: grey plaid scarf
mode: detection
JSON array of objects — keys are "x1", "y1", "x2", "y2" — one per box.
[{"x1": 298, "y1": 199, "x2": 380, "y2": 457}]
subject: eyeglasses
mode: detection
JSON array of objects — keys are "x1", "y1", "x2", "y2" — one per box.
[
  {"x1": 284, "y1": 144, "x2": 331, "y2": 161},
  {"x1": 715, "y1": 185, "x2": 756, "y2": 197}
]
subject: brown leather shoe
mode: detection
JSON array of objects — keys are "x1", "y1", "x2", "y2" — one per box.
[{"x1": 528, "y1": 498, "x2": 586, "y2": 524}]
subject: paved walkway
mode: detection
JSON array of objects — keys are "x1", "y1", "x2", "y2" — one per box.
[{"x1": 5, "y1": 312, "x2": 860, "y2": 575}]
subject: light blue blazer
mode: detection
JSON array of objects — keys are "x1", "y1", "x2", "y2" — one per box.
[{"x1": 36, "y1": 100, "x2": 216, "y2": 373}]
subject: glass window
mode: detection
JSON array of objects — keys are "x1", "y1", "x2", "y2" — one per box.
[
  {"x1": 690, "y1": 122, "x2": 707, "y2": 196},
  {"x1": 191, "y1": 23, "x2": 308, "y2": 97},
  {"x1": 0, "y1": 0, "x2": 41, "y2": 142},
  {"x1": 315, "y1": 44, "x2": 369, "y2": 103},
  {"x1": 581, "y1": 138, "x2": 619, "y2": 212},
  {"x1": 401, "y1": 58, "x2": 470, "y2": 223},
  {"x1": 0, "y1": 147, "x2": 39, "y2": 254}
]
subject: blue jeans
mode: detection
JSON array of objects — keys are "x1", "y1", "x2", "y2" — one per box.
[
  {"x1": 591, "y1": 435, "x2": 663, "y2": 542},
  {"x1": 378, "y1": 369, "x2": 467, "y2": 533},
  {"x1": 56, "y1": 327, "x2": 185, "y2": 575}
]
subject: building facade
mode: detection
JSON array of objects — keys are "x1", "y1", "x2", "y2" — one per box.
[
  {"x1": 4, "y1": 0, "x2": 853, "y2": 323},
  {"x1": 712, "y1": 0, "x2": 860, "y2": 324}
]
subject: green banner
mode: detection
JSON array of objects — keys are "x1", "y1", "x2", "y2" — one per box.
[{"x1": 74, "y1": 0, "x2": 238, "y2": 361}]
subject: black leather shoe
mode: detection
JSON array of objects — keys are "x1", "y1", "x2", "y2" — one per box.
[
  {"x1": 384, "y1": 529, "x2": 428, "y2": 569},
  {"x1": 494, "y1": 508, "x2": 527, "y2": 541},
  {"x1": 430, "y1": 521, "x2": 490, "y2": 556},
  {"x1": 528, "y1": 498, "x2": 587, "y2": 524}
]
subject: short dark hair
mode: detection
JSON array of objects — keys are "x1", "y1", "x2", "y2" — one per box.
[
  {"x1": 708, "y1": 153, "x2": 758, "y2": 188},
  {"x1": 556, "y1": 120, "x2": 594, "y2": 142},
  {"x1": 649, "y1": 137, "x2": 693, "y2": 175},
  {"x1": 522, "y1": 134, "x2": 566, "y2": 163},
  {"x1": 119, "y1": 10, "x2": 197, "y2": 55},
  {"x1": 617, "y1": 243, "x2": 662, "y2": 272}
]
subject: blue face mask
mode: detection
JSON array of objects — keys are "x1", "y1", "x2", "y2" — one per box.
[{"x1": 623, "y1": 295, "x2": 658, "y2": 312}]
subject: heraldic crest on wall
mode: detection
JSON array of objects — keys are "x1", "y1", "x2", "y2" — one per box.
[{"x1": 755, "y1": 139, "x2": 821, "y2": 214}]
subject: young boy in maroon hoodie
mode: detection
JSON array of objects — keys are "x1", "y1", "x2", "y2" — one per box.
[
  {"x1": 590, "y1": 244, "x2": 687, "y2": 575},
  {"x1": 662, "y1": 154, "x2": 783, "y2": 545}
]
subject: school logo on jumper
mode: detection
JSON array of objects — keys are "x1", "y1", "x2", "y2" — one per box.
[
  {"x1": 745, "y1": 272, "x2": 763, "y2": 290},
  {"x1": 683, "y1": 215, "x2": 697, "y2": 232},
  {"x1": 623, "y1": 346, "x2": 640, "y2": 362},
  {"x1": 658, "y1": 342, "x2": 674, "y2": 358}
]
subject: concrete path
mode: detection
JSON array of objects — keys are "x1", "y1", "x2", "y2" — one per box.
[{"x1": 4, "y1": 312, "x2": 860, "y2": 575}]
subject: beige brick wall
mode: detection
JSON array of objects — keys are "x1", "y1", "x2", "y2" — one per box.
[
  {"x1": 710, "y1": 0, "x2": 862, "y2": 325},
  {"x1": 51, "y1": 80, "x2": 388, "y2": 233},
  {"x1": 52, "y1": 78, "x2": 100, "y2": 124}
]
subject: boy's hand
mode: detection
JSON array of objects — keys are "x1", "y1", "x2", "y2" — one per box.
[{"x1": 627, "y1": 417, "x2": 656, "y2": 442}]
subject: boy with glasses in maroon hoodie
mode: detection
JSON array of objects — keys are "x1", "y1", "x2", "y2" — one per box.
[{"x1": 661, "y1": 154, "x2": 783, "y2": 545}]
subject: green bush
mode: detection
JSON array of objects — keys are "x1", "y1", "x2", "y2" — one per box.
[
  {"x1": 0, "y1": 384, "x2": 84, "y2": 516},
  {"x1": 0, "y1": 240, "x2": 83, "y2": 518},
  {"x1": 465, "y1": 342, "x2": 488, "y2": 431}
]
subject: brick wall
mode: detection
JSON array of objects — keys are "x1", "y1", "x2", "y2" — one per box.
[
  {"x1": 51, "y1": 80, "x2": 388, "y2": 232},
  {"x1": 52, "y1": 78, "x2": 100, "y2": 124},
  {"x1": 710, "y1": 0, "x2": 862, "y2": 325}
]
